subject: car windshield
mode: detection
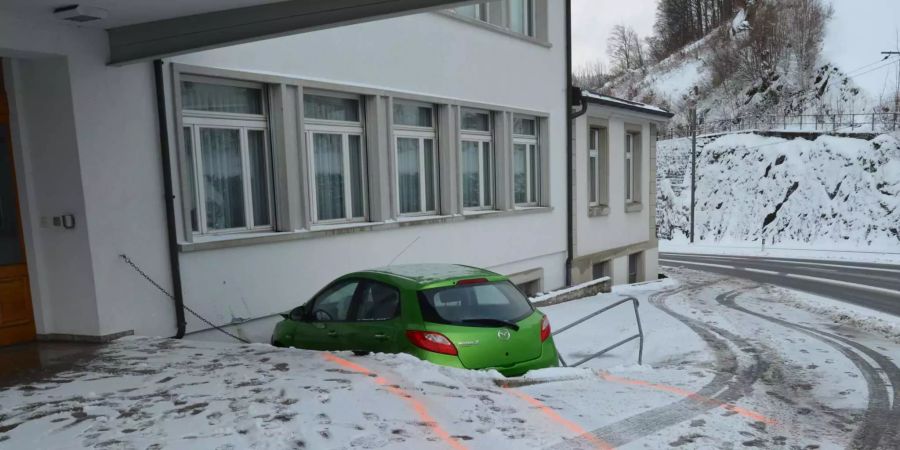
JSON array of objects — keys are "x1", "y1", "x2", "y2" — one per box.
[{"x1": 419, "y1": 281, "x2": 534, "y2": 326}]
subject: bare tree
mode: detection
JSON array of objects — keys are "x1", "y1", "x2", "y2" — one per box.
[
  {"x1": 573, "y1": 60, "x2": 611, "y2": 90},
  {"x1": 607, "y1": 25, "x2": 646, "y2": 73}
]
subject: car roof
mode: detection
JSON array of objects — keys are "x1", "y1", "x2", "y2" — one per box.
[{"x1": 350, "y1": 264, "x2": 507, "y2": 290}]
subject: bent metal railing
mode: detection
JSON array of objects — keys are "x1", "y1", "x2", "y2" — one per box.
[{"x1": 552, "y1": 296, "x2": 644, "y2": 367}]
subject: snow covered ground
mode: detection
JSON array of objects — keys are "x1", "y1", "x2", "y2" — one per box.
[
  {"x1": 2, "y1": 273, "x2": 899, "y2": 449},
  {"x1": 660, "y1": 240, "x2": 900, "y2": 265}
]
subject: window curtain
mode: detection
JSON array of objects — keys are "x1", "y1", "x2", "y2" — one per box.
[
  {"x1": 529, "y1": 144, "x2": 538, "y2": 203},
  {"x1": 182, "y1": 82, "x2": 262, "y2": 114},
  {"x1": 514, "y1": 144, "x2": 527, "y2": 204},
  {"x1": 424, "y1": 139, "x2": 436, "y2": 212},
  {"x1": 348, "y1": 135, "x2": 364, "y2": 218},
  {"x1": 183, "y1": 127, "x2": 199, "y2": 232},
  {"x1": 200, "y1": 128, "x2": 245, "y2": 230},
  {"x1": 305, "y1": 95, "x2": 359, "y2": 122},
  {"x1": 397, "y1": 138, "x2": 421, "y2": 214},
  {"x1": 462, "y1": 141, "x2": 481, "y2": 208},
  {"x1": 482, "y1": 143, "x2": 492, "y2": 207},
  {"x1": 314, "y1": 134, "x2": 345, "y2": 221},
  {"x1": 247, "y1": 130, "x2": 270, "y2": 226}
]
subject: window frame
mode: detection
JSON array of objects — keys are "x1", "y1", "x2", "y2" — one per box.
[
  {"x1": 513, "y1": 116, "x2": 540, "y2": 207},
  {"x1": 625, "y1": 132, "x2": 638, "y2": 204},
  {"x1": 180, "y1": 77, "x2": 274, "y2": 236},
  {"x1": 454, "y1": 2, "x2": 490, "y2": 22},
  {"x1": 306, "y1": 278, "x2": 363, "y2": 323},
  {"x1": 508, "y1": 0, "x2": 536, "y2": 37},
  {"x1": 393, "y1": 101, "x2": 439, "y2": 217},
  {"x1": 588, "y1": 127, "x2": 602, "y2": 207},
  {"x1": 460, "y1": 109, "x2": 495, "y2": 211},
  {"x1": 354, "y1": 279, "x2": 402, "y2": 322},
  {"x1": 303, "y1": 91, "x2": 369, "y2": 225}
]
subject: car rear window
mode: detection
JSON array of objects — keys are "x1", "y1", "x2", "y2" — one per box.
[{"x1": 419, "y1": 281, "x2": 534, "y2": 325}]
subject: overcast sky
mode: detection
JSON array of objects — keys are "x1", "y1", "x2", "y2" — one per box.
[{"x1": 572, "y1": 0, "x2": 658, "y2": 70}]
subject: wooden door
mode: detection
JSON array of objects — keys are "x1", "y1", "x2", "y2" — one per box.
[{"x1": 0, "y1": 62, "x2": 36, "y2": 346}]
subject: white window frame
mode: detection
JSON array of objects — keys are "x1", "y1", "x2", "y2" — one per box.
[
  {"x1": 589, "y1": 127, "x2": 601, "y2": 207},
  {"x1": 393, "y1": 101, "x2": 439, "y2": 216},
  {"x1": 304, "y1": 91, "x2": 368, "y2": 225},
  {"x1": 625, "y1": 132, "x2": 637, "y2": 203},
  {"x1": 181, "y1": 77, "x2": 274, "y2": 236},
  {"x1": 513, "y1": 116, "x2": 539, "y2": 207},
  {"x1": 460, "y1": 109, "x2": 495, "y2": 211},
  {"x1": 508, "y1": 0, "x2": 536, "y2": 37},
  {"x1": 455, "y1": 2, "x2": 490, "y2": 22}
]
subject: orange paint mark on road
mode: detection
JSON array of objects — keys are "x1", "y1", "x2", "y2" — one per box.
[
  {"x1": 321, "y1": 353, "x2": 468, "y2": 450},
  {"x1": 597, "y1": 371, "x2": 776, "y2": 425},
  {"x1": 504, "y1": 387, "x2": 615, "y2": 450}
]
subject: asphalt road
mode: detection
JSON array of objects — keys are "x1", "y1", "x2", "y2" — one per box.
[{"x1": 659, "y1": 252, "x2": 900, "y2": 317}]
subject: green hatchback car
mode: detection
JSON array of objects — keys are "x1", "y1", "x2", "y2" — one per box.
[{"x1": 272, "y1": 264, "x2": 559, "y2": 377}]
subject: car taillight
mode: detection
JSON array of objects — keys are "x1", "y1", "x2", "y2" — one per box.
[
  {"x1": 540, "y1": 315, "x2": 551, "y2": 342},
  {"x1": 456, "y1": 278, "x2": 489, "y2": 286},
  {"x1": 406, "y1": 330, "x2": 458, "y2": 356}
]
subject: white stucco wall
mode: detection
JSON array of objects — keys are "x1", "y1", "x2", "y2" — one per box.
[
  {"x1": 1, "y1": 13, "x2": 174, "y2": 338},
  {"x1": 572, "y1": 103, "x2": 666, "y2": 284},
  {"x1": 0, "y1": 6, "x2": 566, "y2": 339},
  {"x1": 167, "y1": 11, "x2": 569, "y2": 334}
]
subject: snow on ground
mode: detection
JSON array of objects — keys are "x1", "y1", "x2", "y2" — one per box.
[
  {"x1": 660, "y1": 240, "x2": 900, "y2": 265},
  {"x1": 2, "y1": 272, "x2": 899, "y2": 449}
]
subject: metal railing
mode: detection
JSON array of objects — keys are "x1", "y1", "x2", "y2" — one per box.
[
  {"x1": 552, "y1": 296, "x2": 644, "y2": 367},
  {"x1": 660, "y1": 111, "x2": 899, "y2": 140}
]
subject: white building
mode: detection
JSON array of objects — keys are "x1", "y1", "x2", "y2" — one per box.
[
  {"x1": 0, "y1": 0, "x2": 670, "y2": 345},
  {"x1": 570, "y1": 91, "x2": 673, "y2": 287}
]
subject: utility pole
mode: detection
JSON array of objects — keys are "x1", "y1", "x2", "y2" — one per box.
[
  {"x1": 883, "y1": 51, "x2": 900, "y2": 130},
  {"x1": 690, "y1": 105, "x2": 697, "y2": 244}
]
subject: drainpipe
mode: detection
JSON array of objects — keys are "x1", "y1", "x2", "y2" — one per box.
[
  {"x1": 153, "y1": 59, "x2": 187, "y2": 338},
  {"x1": 565, "y1": 0, "x2": 588, "y2": 287}
]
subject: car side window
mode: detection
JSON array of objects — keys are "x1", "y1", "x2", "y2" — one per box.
[
  {"x1": 310, "y1": 280, "x2": 360, "y2": 322},
  {"x1": 355, "y1": 281, "x2": 401, "y2": 321}
]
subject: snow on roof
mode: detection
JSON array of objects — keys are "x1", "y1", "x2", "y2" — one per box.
[{"x1": 580, "y1": 89, "x2": 675, "y2": 118}]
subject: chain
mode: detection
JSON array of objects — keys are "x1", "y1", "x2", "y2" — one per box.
[{"x1": 119, "y1": 254, "x2": 251, "y2": 344}]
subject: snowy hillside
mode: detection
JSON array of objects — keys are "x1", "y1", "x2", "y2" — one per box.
[
  {"x1": 657, "y1": 132, "x2": 900, "y2": 248},
  {"x1": 602, "y1": 1, "x2": 898, "y2": 132}
]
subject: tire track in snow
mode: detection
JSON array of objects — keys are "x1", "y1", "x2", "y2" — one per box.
[
  {"x1": 574, "y1": 280, "x2": 768, "y2": 447},
  {"x1": 717, "y1": 287, "x2": 900, "y2": 449}
]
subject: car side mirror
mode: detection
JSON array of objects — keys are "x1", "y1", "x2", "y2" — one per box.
[{"x1": 289, "y1": 306, "x2": 307, "y2": 321}]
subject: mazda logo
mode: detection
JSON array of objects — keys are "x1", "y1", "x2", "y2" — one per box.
[{"x1": 497, "y1": 328, "x2": 512, "y2": 341}]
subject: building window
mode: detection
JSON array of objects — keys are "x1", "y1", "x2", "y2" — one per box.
[
  {"x1": 592, "y1": 260, "x2": 610, "y2": 280},
  {"x1": 181, "y1": 78, "x2": 273, "y2": 234},
  {"x1": 460, "y1": 109, "x2": 494, "y2": 210},
  {"x1": 625, "y1": 132, "x2": 638, "y2": 203},
  {"x1": 393, "y1": 101, "x2": 438, "y2": 216},
  {"x1": 454, "y1": 3, "x2": 489, "y2": 22},
  {"x1": 509, "y1": 0, "x2": 535, "y2": 37},
  {"x1": 513, "y1": 115, "x2": 539, "y2": 206},
  {"x1": 589, "y1": 127, "x2": 601, "y2": 206},
  {"x1": 628, "y1": 252, "x2": 642, "y2": 284},
  {"x1": 304, "y1": 92, "x2": 367, "y2": 223}
]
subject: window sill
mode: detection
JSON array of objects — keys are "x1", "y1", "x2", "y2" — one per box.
[
  {"x1": 435, "y1": 12, "x2": 552, "y2": 48},
  {"x1": 625, "y1": 202, "x2": 643, "y2": 213},
  {"x1": 179, "y1": 207, "x2": 554, "y2": 253},
  {"x1": 588, "y1": 205, "x2": 610, "y2": 217}
]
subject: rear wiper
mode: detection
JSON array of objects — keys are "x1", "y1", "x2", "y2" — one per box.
[{"x1": 460, "y1": 319, "x2": 520, "y2": 331}]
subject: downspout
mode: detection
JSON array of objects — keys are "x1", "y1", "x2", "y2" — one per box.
[
  {"x1": 565, "y1": 0, "x2": 588, "y2": 287},
  {"x1": 153, "y1": 59, "x2": 187, "y2": 338}
]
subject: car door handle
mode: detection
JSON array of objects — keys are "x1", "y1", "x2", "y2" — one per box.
[
  {"x1": 327, "y1": 330, "x2": 338, "y2": 337},
  {"x1": 374, "y1": 333, "x2": 389, "y2": 341}
]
